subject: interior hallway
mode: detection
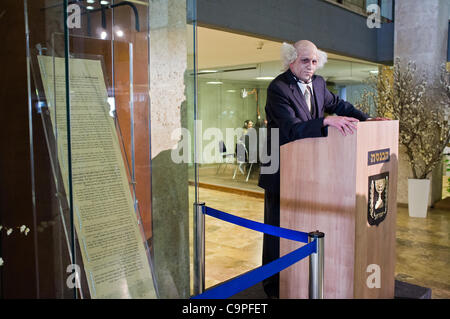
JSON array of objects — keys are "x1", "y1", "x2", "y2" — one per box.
[{"x1": 188, "y1": 168, "x2": 450, "y2": 298}]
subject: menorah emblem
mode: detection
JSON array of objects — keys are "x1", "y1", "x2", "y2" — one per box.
[
  {"x1": 368, "y1": 172, "x2": 389, "y2": 226},
  {"x1": 374, "y1": 178, "x2": 386, "y2": 210}
]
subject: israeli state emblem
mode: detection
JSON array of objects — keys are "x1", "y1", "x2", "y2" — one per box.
[{"x1": 368, "y1": 172, "x2": 389, "y2": 226}]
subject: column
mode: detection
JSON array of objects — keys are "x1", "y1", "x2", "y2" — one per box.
[{"x1": 394, "y1": 0, "x2": 449, "y2": 205}]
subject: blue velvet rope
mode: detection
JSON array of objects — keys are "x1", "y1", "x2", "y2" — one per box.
[
  {"x1": 191, "y1": 206, "x2": 316, "y2": 299},
  {"x1": 192, "y1": 240, "x2": 316, "y2": 299},
  {"x1": 203, "y1": 206, "x2": 309, "y2": 243}
]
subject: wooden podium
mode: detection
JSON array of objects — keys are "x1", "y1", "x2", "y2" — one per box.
[{"x1": 279, "y1": 120, "x2": 399, "y2": 299}]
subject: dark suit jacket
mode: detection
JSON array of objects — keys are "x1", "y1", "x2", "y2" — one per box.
[{"x1": 258, "y1": 69, "x2": 368, "y2": 192}]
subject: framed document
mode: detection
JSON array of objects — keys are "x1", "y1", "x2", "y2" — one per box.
[{"x1": 37, "y1": 54, "x2": 156, "y2": 298}]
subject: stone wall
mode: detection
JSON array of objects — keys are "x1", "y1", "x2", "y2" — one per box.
[{"x1": 149, "y1": 0, "x2": 190, "y2": 298}]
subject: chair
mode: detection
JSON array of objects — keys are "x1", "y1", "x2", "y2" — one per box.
[
  {"x1": 232, "y1": 142, "x2": 254, "y2": 182},
  {"x1": 216, "y1": 140, "x2": 235, "y2": 174}
]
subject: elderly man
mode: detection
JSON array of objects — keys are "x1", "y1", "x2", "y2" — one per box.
[{"x1": 258, "y1": 40, "x2": 369, "y2": 298}]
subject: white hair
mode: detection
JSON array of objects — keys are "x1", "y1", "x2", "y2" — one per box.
[{"x1": 281, "y1": 42, "x2": 328, "y2": 71}]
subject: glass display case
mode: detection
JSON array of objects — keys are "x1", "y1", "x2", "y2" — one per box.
[{"x1": 19, "y1": 0, "x2": 196, "y2": 298}]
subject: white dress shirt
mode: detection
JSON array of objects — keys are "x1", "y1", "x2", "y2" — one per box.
[{"x1": 296, "y1": 81, "x2": 313, "y2": 97}]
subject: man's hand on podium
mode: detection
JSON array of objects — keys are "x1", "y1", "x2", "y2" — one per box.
[{"x1": 323, "y1": 115, "x2": 359, "y2": 136}]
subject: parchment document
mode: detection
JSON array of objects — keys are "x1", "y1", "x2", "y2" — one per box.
[{"x1": 38, "y1": 55, "x2": 156, "y2": 298}]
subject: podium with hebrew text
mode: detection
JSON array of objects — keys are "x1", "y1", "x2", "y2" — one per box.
[{"x1": 279, "y1": 120, "x2": 399, "y2": 299}]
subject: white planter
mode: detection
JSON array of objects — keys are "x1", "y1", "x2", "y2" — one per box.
[{"x1": 408, "y1": 179, "x2": 430, "y2": 218}]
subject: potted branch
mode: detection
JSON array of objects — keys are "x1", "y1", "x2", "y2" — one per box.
[{"x1": 357, "y1": 59, "x2": 450, "y2": 217}]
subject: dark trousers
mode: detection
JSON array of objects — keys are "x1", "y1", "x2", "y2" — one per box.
[{"x1": 262, "y1": 190, "x2": 280, "y2": 298}]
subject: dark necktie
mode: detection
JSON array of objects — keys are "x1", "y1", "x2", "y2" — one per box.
[
  {"x1": 292, "y1": 74, "x2": 316, "y2": 117},
  {"x1": 306, "y1": 86, "x2": 317, "y2": 118},
  {"x1": 304, "y1": 86, "x2": 312, "y2": 113}
]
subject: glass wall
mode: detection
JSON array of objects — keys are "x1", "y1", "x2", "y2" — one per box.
[
  {"x1": 184, "y1": 25, "x2": 382, "y2": 289},
  {"x1": 185, "y1": 26, "x2": 380, "y2": 290},
  {"x1": 16, "y1": 0, "x2": 194, "y2": 298},
  {"x1": 188, "y1": 27, "x2": 379, "y2": 194}
]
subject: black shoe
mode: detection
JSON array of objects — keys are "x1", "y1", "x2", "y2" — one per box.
[{"x1": 263, "y1": 284, "x2": 279, "y2": 299}]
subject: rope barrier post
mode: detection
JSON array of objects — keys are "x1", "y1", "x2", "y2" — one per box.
[
  {"x1": 308, "y1": 230, "x2": 324, "y2": 299},
  {"x1": 193, "y1": 202, "x2": 206, "y2": 295}
]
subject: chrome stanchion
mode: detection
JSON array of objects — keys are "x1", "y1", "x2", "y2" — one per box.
[
  {"x1": 308, "y1": 230, "x2": 324, "y2": 299},
  {"x1": 193, "y1": 202, "x2": 206, "y2": 295}
]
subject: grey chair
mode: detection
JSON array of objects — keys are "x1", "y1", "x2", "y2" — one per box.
[
  {"x1": 216, "y1": 140, "x2": 235, "y2": 174},
  {"x1": 232, "y1": 142, "x2": 253, "y2": 182}
]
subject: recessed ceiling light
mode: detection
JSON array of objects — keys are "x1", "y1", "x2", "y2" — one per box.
[
  {"x1": 206, "y1": 81, "x2": 223, "y2": 84},
  {"x1": 87, "y1": 0, "x2": 95, "y2": 3},
  {"x1": 256, "y1": 76, "x2": 275, "y2": 80},
  {"x1": 100, "y1": 1, "x2": 110, "y2": 5},
  {"x1": 86, "y1": 5, "x2": 94, "y2": 10}
]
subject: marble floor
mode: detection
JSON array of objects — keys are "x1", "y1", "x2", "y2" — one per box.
[
  {"x1": 189, "y1": 165, "x2": 263, "y2": 194},
  {"x1": 189, "y1": 182, "x2": 450, "y2": 299}
]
